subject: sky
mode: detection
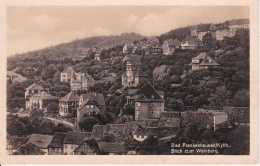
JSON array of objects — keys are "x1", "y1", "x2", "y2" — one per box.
[{"x1": 7, "y1": 6, "x2": 249, "y2": 56}]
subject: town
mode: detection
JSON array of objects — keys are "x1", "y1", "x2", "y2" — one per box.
[{"x1": 7, "y1": 19, "x2": 250, "y2": 155}]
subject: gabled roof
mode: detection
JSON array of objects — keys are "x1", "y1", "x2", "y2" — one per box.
[
  {"x1": 78, "y1": 98, "x2": 100, "y2": 111},
  {"x1": 18, "y1": 143, "x2": 45, "y2": 155},
  {"x1": 98, "y1": 142, "x2": 126, "y2": 153},
  {"x1": 91, "y1": 125, "x2": 108, "y2": 139},
  {"x1": 80, "y1": 92, "x2": 105, "y2": 106},
  {"x1": 134, "y1": 82, "x2": 163, "y2": 101},
  {"x1": 74, "y1": 138, "x2": 100, "y2": 153},
  {"x1": 189, "y1": 53, "x2": 219, "y2": 66},
  {"x1": 181, "y1": 35, "x2": 199, "y2": 45},
  {"x1": 47, "y1": 133, "x2": 67, "y2": 148},
  {"x1": 63, "y1": 131, "x2": 91, "y2": 145},
  {"x1": 197, "y1": 24, "x2": 217, "y2": 32},
  {"x1": 59, "y1": 92, "x2": 80, "y2": 102},
  {"x1": 125, "y1": 55, "x2": 142, "y2": 65},
  {"x1": 27, "y1": 83, "x2": 43, "y2": 91},
  {"x1": 7, "y1": 71, "x2": 19, "y2": 77},
  {"x1": 62, "y1": 66, "x2": 75, "y2": 74},
  {"x1": 27, "y1": 134, "x2": 53, "y2": 149}
]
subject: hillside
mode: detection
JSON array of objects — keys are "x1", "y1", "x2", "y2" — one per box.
[{"x1": 9, "y1": 32, "x2": 145, "y2": 61}]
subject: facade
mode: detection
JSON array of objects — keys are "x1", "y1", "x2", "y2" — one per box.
[
  {"x1": 121, "y1": 55, "x2": 149, "y2": 88},
  {"x1": 47, "y1": 133, "x2": 67, "y2": 155},
  {"x1": 188, "y1": 53, "x2": 219, "y2": 71},
  {"x1": 59, "y1": 92, "x2": 80, "y2": 117},
  {"x1": 162, "y1": 39, "x2": 181, "y2": 55},
  {"x1": 27, "y1": 134, "x2": 53, "y2": 155},
  {"x1": 196, "y1": 24, "x2": 217, "y2": 41},
  {"x1": 70, "y1": 76, "x2": 95, "y2": 92},
  {"x1": 126, "y1": 83, "x2": 165, "y2": 120},
  {"x1": 63, "y1": 131, "x2": 92, "y2": 155},
  {"x1": 25, "y1": 83, "x2": 44, "y2": 111},
  {"x1": 74, "y1": 139, "x2": 99, "y2": 155},
  {"x1": 60, "y1": 67, "x2": 77, "y2": 83},
  {"x1": 215, "y1": 28, "x2": 237, "y2": 41},
  {"x1": 181, "y1": 35, "x2": 200, "y2": 50},
  {"x1": 77, "y1": 92, "x2": 106, "y2": 124}
]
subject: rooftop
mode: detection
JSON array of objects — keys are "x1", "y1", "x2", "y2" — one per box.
[
  {"x1": 59, "y1": 92, "x2": 80, "y2": 102},
  {"x1": 98, "y1": 142, "x2": 126, "y2": 153},
  {"x1": 47, "y1": 132, "x2": 67, "y2": 148},
  {"x1": 27, "y1": 83, "x2": 43, "y2": 91},
  {"x1": 63, "y1": 131, "x2": 92, "y2": 145},
  {"x1": 27, "y1": 134, "x2": 53, "y2": 149}
]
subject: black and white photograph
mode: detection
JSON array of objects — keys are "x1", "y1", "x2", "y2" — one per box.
[{"x1": 3, "y1": 1, "x2": 259, "y2": 164}]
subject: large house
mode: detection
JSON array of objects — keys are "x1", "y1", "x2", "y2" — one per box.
[
  {"x1": 162, "y1": 39, "x2": 181, "y2": 55},
  {"x1": 59, "y1": 92, "x2": 80, "y2": 117},
  {"x1": 27, "y1": 134, "x2": 53, "y2": 155},
  {"x1": 196, "y1": 24, "x2": 217, "y2": 41},
  {"x1": 126, "y1": 83, "x2": 165, "y2": 120},
  {"x1": 181, "y1": 35, "x2": 201, "y2": 50},
  {"x1": 77, "y1": 92, "x2": 106, "y2": 124},
  {"x1": 63, "y1": 131, "x2": 92, "y2": 155},
  {"x1": 47, "y1": 132, "x2": 67, "y2": 155},
  {"x1": 60, "y1": 67, "x2": 77, "y2": 83},
  {"x1": 189, "y1": 52, "x2": 219, "y2": 71},
  {"x1": 25, "y1": 83, "x2": 44, "y2": 111},
  {"x1": 70, "y1": 72, "x2": 95, "y2": 92},
  {"x1": 121, "y1": 55, "x2": 149, "y2": 88}
]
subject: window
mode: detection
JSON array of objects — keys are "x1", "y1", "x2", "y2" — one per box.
[
  {"x1": 136, "y1": 102, "x2": 140, "y2": 106},
  {"x1": 87, "y1": 105, "x2": 89, "y2": 108},
  {"x1": 71, "y1": 145, "x2": 74, "y2": 149},
  {"x1": 91, "y1": 105, "x2": 94, "y2": 108},
  {"x1": 55, "y1": 148, "x2": 58, "y2": 152},
  {"x1": 64, "y1": 145, "x2": 67, "y2": 149}
]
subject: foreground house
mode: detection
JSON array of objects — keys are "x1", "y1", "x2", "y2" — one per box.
[
  {"x1": 27, "y1": 134, "x2": 53, "y2": 155},
  {"x1": 126, "y1": 83, "x2": 165, "y2": 120},
  {"x1": 63, "y1": 131, "x2": 92, "y2": 155},
  {"x1": 77, "y1": 92, "x2": 106, "y2": 123},
  {"x1": 59, "y1": 92, "x2": 80, "y2": 117},
  {"x1": 188, "y1": 52, "x2": 219, "y2": 71},
  {"x1": 47, "y1": 133, "x2": 67, "y2": 155},
  {"x1": 74, "y1": 139, "x2": 100, "y2": 155},
  {"x1": 121, "y1": 55, "x2": 149, "y2": 88}
]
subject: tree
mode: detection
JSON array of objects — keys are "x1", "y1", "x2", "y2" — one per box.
[
  {"x1": 79, "y1": 117, "x2": 99, "y2": 132},
  {"x1": 124, "y1": 105, "x2": 135, "y2": 116},
  {"x1": 182, "y1": 123, "x2": 200, "y2": 143},
  {"x1": 47, "y1": 102, "x2": 59, "y2": 115}
]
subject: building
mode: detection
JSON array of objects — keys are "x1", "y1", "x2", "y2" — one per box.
[
  {"x1": 181, "y1": 35, "x2": 200, "y2": 50},
  {"x1": 121, "y1": 55, "x2": 149, "y2": 88},
  {"x1": 27, "y1": 134, "x2": 53, "y2": 155},
  {"x1": 47, "y1": 133, "x2": 67, "y2": 155},
  {"x1": 7, "y1": 136, "x2": 29, "y2": 155},
  {"x1": 98, "y1": 142, "x2": 127, "y2": 155},
  {"x1": 59, "y1": 92, "x2": 80, "y2": 117},
  {"x1": 60, "y1": 67, "x2": 77, "y2": 83},
  {"x1": 77, "y1": 92, "x2": 106, "y2": 124},
  {"x1": 123, "y1": 43, "x2": 134, "y2": 54},
  {"x1": 188, "y1": 52, "x2": 219, "y2": 71},
  {"x1": 7, "y1": 71, "x2": 27, "y2": 83},
  {"x1": 215, "y1": 28, "x2": 237, "y2": 41},
  {"x1": 63, "y1": 131, "x2": 92, "y2": 155},
  {"x1": 196, "y1": 24, "x2": 217, "y2": 41},
  {"x1": 126, "y1": 83, "x2": 165, "y2": 120},
  {"x1": 226, "y1": 19, "x2": 249, "y2": 30},
  {"x1": 148, "y1": 46, "x2": 163, "y2": 56},
  {"x1": 25, "y1": 83, "x2": 44, "y2": 111},
  {"x1": 162, "y1": 39, "x2": 181, "y2": 55},
  {"x1": 70, "y1": 75, "x2": 95, "y2": 92},
  {"x1": 74, "y1": 139, "x2": 100, "y2": 155}
]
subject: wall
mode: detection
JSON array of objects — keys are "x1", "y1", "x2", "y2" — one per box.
[
  {"x1": 180, "y1": 112, "x2": 214, "y2": 127},
  {"x1": 77, "y1": 105, "x2": 101, "y2": 123},
  {"x1": 63, "y1": 144, "x2": 79, "y2": 155}
]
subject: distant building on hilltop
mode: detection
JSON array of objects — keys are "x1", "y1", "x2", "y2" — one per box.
[
  {"x1": 189, "y1": 52, "x2": 219, "y2": 71},
  {"x1": 196, "y1": 24, "x2": 217, "y2": 41},
  {"x1": 121, "y1": 55, "x2": 149, "y2": 88}
]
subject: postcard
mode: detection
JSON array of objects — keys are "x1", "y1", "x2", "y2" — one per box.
[{"x1": 1, "y1": 0, "x2": 259, "y2": 164}]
